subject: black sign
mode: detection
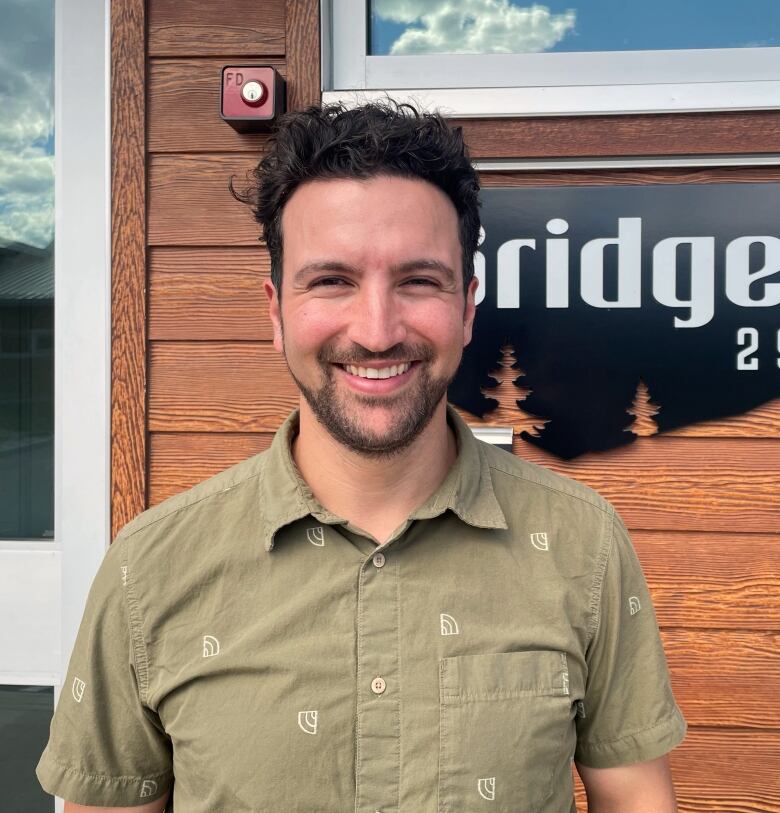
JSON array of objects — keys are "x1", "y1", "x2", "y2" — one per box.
[{"x1": 448, "y1": 183, "x2": 780, "y2": 459}]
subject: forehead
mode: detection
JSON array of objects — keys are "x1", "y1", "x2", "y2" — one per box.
[{"x1": 279, "y1": 175, "x2": 461, "y2": 272}]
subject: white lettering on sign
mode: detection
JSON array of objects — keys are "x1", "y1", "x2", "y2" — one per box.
[{"x1": 474, "y1": 219, "x2": 780, "y2": 330}]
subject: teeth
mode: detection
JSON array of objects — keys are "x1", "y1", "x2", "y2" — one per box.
[{"x1": 345, "y1": 362, "x2": 411, "y2": 379}]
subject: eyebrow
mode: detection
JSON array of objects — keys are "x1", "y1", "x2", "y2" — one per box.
[{"x1": 293, "y1": 258, "x2": 457, "y2": 285}]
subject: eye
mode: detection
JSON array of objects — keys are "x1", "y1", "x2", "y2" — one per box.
[
  {"x1": 311, "y1": 276, "x2": 349, "y2": 287},
  {"x1": 402, "y1": 277, "x2": 438, "y2": 287}
]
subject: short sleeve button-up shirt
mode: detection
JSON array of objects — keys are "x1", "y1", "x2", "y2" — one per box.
[{"x1": 37, "y1": 405, "x2": 686, "y2": 811}]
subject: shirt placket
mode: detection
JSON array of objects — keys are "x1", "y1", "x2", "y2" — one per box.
[{"x1": 355, "y1": 543, "x2": 402, "y2": 813}]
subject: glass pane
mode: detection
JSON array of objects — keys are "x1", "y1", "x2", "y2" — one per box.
[
  {"x1": 0, "y1": 0, "x2": 55, "y2": 540},
  {"x1": 0, "y1": 685, "x2": 54, "y2": 811},
  {"x1": 369, "y1": 0, "x2": 780, "y2": 55}
]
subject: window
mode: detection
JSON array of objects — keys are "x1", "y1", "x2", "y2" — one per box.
[
  {"x1": 0, "y1": 0, "x2": 54, "y2": 539},
  {"x1": 323, "y1": 0, "x2": 780, "y2": 115}
]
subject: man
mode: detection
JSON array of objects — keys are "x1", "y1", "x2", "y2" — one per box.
[{"x1": 38, "y1": 102, "x2": 686, "y2": 812}]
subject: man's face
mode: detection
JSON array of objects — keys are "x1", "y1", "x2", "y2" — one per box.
[{"x1": 265, "y1": 174, "x2": 478, "y2": 456}]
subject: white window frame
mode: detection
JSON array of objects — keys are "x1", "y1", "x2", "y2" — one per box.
[{"x1": 321, "y1": 0, "x2": 780, "y2": 116}]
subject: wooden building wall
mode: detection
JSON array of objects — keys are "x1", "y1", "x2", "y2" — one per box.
[{"x1": 111, "y1": 1, "x2": 780, "y2": 809}]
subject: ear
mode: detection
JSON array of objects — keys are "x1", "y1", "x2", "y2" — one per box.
[
  {"x1": 264, "y1": 278, "x2": 284, "y2": 353},
  {"x1": 462, "y1": 275, "x2": 478, "y2": 348}
]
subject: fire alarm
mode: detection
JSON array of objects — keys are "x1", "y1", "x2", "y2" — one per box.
[{"x1": 220, "y1": 65, "x2": 286, "y2": 133}]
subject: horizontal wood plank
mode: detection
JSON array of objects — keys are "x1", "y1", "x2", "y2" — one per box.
[
  {"x1": 459, "y1": 112, "x2": 780, "y2": 159},
  {"x1": 149, "y1": 247, "x2": 273, "y2": 340},
  {"x1": 148, "y1": 0, "x2": 285, "y2": 57},
  {"x1": 513, "y1": 434, "x2": 780, "y2": 533},
  {"x1": 662, "y1": 630, "x2": 780, "y2": 728},
  {"x1": 669, "y1": 728, "x2": 780, "y2": 812},
  {"x1": 148, "y1": 155, "x2": 266, "y2": 246},
  {"x1": 633, "y1": 531, "x2": 780, "y2": 630},
  {"x1": 148, "y1": 59, "x2": 284, "y2": 154}
]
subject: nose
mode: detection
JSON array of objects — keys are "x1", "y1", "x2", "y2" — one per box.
[{"x1": 345, "y1": 283, "x2": 407, "y2": 353}]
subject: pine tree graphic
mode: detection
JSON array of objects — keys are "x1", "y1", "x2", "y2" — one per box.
[
  {"x1": 625, "y1": 378, "x2": 660, "y2": 437},
  {"x1": 480, "y1": 342, "x2": 549, "y2": 439}
]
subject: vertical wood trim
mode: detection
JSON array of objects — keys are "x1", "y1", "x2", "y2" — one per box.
[
  {"x1": 111, "y1": 0, "x2": 147, "y2": 538},
  {"x1": 285, "y1": 0, "x2": 321, "y2": 110}
]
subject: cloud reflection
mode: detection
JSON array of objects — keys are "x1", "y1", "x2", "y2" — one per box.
[
  {"x1": 373, "y1": 0, "x2": 576, "y2": 55},
  {"x1": 0, "y1": 0, "x2": 54, "y2": 249}
]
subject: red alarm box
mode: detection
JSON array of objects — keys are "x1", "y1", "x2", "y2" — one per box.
[{"x1": 220, "y1": 66, "x2": 286, "y2": 133}]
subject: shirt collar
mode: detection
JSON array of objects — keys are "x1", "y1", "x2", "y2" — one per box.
[{"x1": 259, "y1": 405, "x2": 508, "y2": 552}]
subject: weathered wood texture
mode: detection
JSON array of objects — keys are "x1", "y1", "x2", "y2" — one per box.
[
  {"x1": 457, "y1": 111, "x2": 780, "y2": 159},
  {"x1": 111, "y1": 0, "x2": 147, "y2": 538},
  {"x1": 285, "y1": 0, "x2": 320, "y2": 111},
  {"x1": 148, "y1": 0, "x2": 285, "y2": 57},
  {"x1": 148, "y1": 248, "x2": 272, "y2": 340}
]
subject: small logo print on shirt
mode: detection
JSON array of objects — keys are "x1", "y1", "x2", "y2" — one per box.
[
  {"x1": 629, "y1": 596, "x2": 642, "y2": 615},
  {"x1": 121, "y1": 566, "x2": 128, "y2": 586},
  {"x1": 140, "y1": 779, "x2": 158, "y2": 798},
  {"x1": 298, "y1": 710, "x2": 318, "y2": 734},
  {"x1": 71, "y1": 677, "x2": 86, "y2": 703},
  {"x1": 202, "y1": 635, "x2": 220, "y2": 657},
  {"x1": 576, "y1": 700, "x2": 586, "y2": 718},
  {"x1": 307, "y1": 527, "x2": 325, "y2": 547},
  {"x1": 530, "y1": 532, "x2": 549, "y2": 551},
  {"x1": 477, "y1": 777, "x2": 496, "y2": 800},
  {"x1": 440, "y1": 613, "x2": 460, "y2": 636}
]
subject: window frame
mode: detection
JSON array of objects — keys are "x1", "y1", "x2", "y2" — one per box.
[{"x1": 322, "y1": 0, "x2": 780, "y2": 116}]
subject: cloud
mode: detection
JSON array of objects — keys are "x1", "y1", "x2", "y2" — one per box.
[
  {"x1": 0, "y1": 0, "x2": 54, "y2": 248},
  {"x1": 373, "y1": 0, "x2": 576, "y2": 55}
]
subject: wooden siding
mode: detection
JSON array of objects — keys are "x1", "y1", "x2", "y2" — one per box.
[
  {"x1": 111, "y1": 0, "x2": 147, "y2": 537},
  {"x1": 109, "y1": 1, "x2": 780, "y2": 809}
]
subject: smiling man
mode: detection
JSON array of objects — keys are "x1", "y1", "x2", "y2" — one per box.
[{"x1": 37, "y1": 102, "x2": 686, "y2": 813}]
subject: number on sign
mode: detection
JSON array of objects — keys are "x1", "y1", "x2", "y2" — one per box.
[{"x1": 736, "y1": 327, "x2": 759, "y2": 371}]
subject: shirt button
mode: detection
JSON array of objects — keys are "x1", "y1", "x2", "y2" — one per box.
[
  {"x1": 372, "y1": 552, "x2": 386, "y2": 568},
  {"x1": 371, "y1": 676, "x2": 386, "y2": 695}
]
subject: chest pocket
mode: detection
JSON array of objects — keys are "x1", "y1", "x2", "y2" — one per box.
[{"x1": 438, "y1": 650, "x2": 574, "y2": 813}]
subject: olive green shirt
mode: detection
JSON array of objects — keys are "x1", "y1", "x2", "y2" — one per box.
[{"x1": 37, "y1": 406, "x2": 685, "y2": 811}]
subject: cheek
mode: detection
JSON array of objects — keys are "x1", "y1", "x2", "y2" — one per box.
[{"x1": 283, "y1": 304, "x2": 342, "y2": 351}]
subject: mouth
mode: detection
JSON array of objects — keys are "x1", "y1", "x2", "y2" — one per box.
[
  {"x1": 332, "y1": 360, "x2": 419, "y2": 393},
  {"x1": 340, "y1": 361, "x2": 413, "y2": 380}
]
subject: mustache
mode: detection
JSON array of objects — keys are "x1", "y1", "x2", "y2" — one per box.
[{"x1": 318, "y1": 342, "x2": 434, "y2": 365}]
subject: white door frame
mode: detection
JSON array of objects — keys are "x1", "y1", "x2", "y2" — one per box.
[{"x1": 0, "y1": 0, "x2": 111, "y2": 808}]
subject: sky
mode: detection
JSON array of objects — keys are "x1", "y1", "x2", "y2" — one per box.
[
  {"x1": 370, "y1": 0, "x2": 780, "y2": 55},
  {"x1": 0, "y1": 0, "x2": 54, "y2": 249}
]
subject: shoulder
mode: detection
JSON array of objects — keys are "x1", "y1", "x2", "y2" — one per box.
[
  {"x1": 115, "y1": 448, "x2": 271, "y2": 551},
  {"x1": 479, "y1": 441, "x2": 614, "y2": 517}
]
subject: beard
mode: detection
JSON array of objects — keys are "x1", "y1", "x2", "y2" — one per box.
[{"x1": 287, "y1": 340, "x2": 457, "y2": 458}]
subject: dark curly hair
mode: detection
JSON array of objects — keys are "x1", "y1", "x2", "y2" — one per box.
[{"x1": 229, "y1": 100, "x2": 481, "y2": 295}]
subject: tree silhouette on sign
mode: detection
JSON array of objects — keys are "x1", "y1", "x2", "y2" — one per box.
[
  {"x1": 625, "y1": 378, "x2": 660, "y2": 437},
  {"x1": 480, "y1": 342, "x2": 549, "y2": 439}
]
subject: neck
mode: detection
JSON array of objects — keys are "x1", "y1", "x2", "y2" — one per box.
[{"x1": 292, "y1": 400, "x2": 457, "y2": 544}]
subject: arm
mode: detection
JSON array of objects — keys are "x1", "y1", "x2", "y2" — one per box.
[
  {"x1": 576, "y1": 755, "x2": 677, "y2": 813},
  {"x1": 64, "y1": 791, "x2": 170, "y2": 813}
]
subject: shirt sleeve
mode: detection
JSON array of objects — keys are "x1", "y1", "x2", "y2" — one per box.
[
  {"x1": 36, "y1": 531, "x2": 174, "y2": 806},
  {"x1": 574, "y1": 509, "x2": 687, "y2": 768}
]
